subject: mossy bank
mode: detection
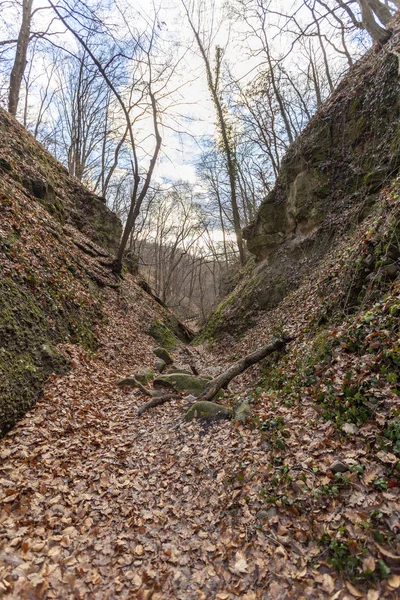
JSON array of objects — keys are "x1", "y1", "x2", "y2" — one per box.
[
  {"x1": 203, "y1": 24, "x2": 400, "y2": 342},
  {"x1": 0, "y1": 109, "x2": 122, "y2": 436}
]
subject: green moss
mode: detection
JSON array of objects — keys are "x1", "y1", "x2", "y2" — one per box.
[
  {"x1": 196, "y1": 295, "x2": 236, "y2": 344},
  {"x1": 0, "y1": 278, "x2": 69, "y2": 436},
  {"x1": 348, "y1": 96, "x2": 363, "y2": 117},
  {"x1": 0, "y1": 268, "x2": 102, "y2": 436},
  {"x1": 362, "y1": 170, "x2": 387, "y2": 192},
  {"x1": 149, "y1": 319, "x2": 180, "y2": 350},
  {"x1": 185, "y1": 401, "x2": 232, "y2": 420},
  {"x1": 154, "y1": 373, "x2": 212, "y2": 396}
]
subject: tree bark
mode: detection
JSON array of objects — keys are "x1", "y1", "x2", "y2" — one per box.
[
  {"x1": 198, "y1": 337, "x2": 289, "y2": 403},
  {"x1": 8, "y1": 0, "x2": 33, "y2": 117},
  {"x1": 357, "y1": 0, "x2": 392, "y2": 45},
  {"x1": 137, "y1": 394, "x2": 180, "y2": 416},
  {"x1": 367, "y1": 0, "x2": 393, "y2": 26}
]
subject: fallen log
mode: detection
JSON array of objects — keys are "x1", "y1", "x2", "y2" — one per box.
[
  {"x1": 198, "y1": 336, "x2": 289, "y2": 403},
  {"x1": 136, "y1": 336, "x2": 290, "y2": 416},
  {"x1": 116, "y1": 376, "x2": 152, "y2": 396},
  {"x1": 137, "y1": 394, "x2": 180, "y2": 416}
]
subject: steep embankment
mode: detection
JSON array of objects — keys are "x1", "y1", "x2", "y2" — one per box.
[
  {"x1": 203, "y1": 23, "x2": 400, "y2": 340},
  {"x1": 0, "y1": 108, "x2": 191, "y2": 436},
  {"x1": 186, "y1": 22, "x2": 400, "y2": 598}
]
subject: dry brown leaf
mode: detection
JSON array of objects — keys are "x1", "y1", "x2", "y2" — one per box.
[
  {"x1": 134, "y1": 544, "x2": 144, "y2": 556},
  {"x1": 345, "y1": 581, "x2": 364, "y2": 597},
  {"x1": 48, "y1": 545, "x2": 61, "y2": 557},
  {"x1": 376, "y1": 451, "x2": 398, "y2": 464},
  {"x1": 375, "y1": 542, "x2": 400, "y2": 567},
  {"x1": 232, "y1": 551, "x2": 248, "y2": 574},
  {"x1": 362, "y1": 556, "x2": 375, "y2": 572},
  {"x1": 388, "y1": 574, "x2": 400, "y2": 589},
  {"x1": 317, "y1": 573, "x2": 335, "y2": 593}
]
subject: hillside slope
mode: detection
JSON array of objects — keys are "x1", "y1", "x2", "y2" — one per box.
[
  {"x1": 202, "y1": 20, "x2": 400, "y2": 340},
  {"x1": 0, "y1": 109, "x2": 191, "y2": 436}
]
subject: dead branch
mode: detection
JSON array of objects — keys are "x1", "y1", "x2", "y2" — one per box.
[
  {"x1": 137, "y1": 394, "x2": 180, "y2": 416},
  {"x1": 198, "y1": 337, "x2": 290, "y2": 403}
]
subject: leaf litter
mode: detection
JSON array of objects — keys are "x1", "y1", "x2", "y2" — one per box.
[{"x1": 1, "y1": 186, "x2": 400, "y2": 598}]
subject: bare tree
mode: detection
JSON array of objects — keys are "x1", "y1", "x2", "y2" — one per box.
[
  {"x1": 5, "y1": 0, "x2": 59, "y2": 116},
  {"x1": 130, "y1": 182, "x2": 232, "y2": 321},
  {"x1": 47, "y1": 0, "x2": 176, "y2": 273},
  {"x1": 355, "y1": 0, "x2": 393, "y2": 45},
  {"x1": 8, "y1": 0, "x2": 33, "y2": 115},
  {"x1": 181, "y1": 0, "x2": 246, "y2": 266}
]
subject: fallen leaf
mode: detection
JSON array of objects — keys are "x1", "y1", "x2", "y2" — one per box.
[
  {"x1": 362, "y1": 556, "x2": 375, "y2": 572},
  {"x1": 375, "y1": 542, "x2": 400, "y2": 567},
  {"x1": 376, "y1": 451, "x2": 397, "y2": 464},
  {"x1": 342, "y1": 423, "x2": 359, "y2": 435},
  {"x1": 316, "y1": 573, "x2": 335, "y2": 593},
  {"x1": 232, "y1": 551, "x2": 248, "y2": 574},
  {"x1": 134, "y1": 544, "x2": 144, "y2": 556},
  {"x1": 388, "y1": 574, "x2": 400, "y2": 589},
  {"x1": 345, "y1": 580, "x2": 363, "y2": 597}
]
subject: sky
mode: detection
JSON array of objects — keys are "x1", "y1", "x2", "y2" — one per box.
[{"x1": 0, "y1": 0, "x2": 369, "y2": 191}]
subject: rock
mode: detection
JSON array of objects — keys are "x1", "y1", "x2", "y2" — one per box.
[
  {"x1": 185, "y1": 401, "x2": 232, "y2": 421},
  {"x1": 166, "y1": 367, "x2": 192, "y2": 375},
  {"x1": 257, "y1": 507, "x2": 277, "y2": 521},
  {"x1": 382, "y1": 263, "x2": 398, "y2": 279},
  {"x1": 155, "y1": 358, "x2": 166, "y2": 373},
  {"x1": 0, "y1": 157, "x2": 12, "y2": 172},
  {"x1": 149, "y1": 321, "x2": 180, "y2": 351},
  {"x1": 153, "y1": 347, "x2": 173, "y2": 365},
  {"x1": 116, "y1": 376, "x2": 138, "y2": 388},
  {"x1": 329, "y1": 460, "x2": 349, "y2": 474},
  {"x1": 234, "y1": 401, "x2": 252, "y2": 424},
  {"x1": 153, "y1": 373, "x2": 211, "y2": 396},
  {"x1": 183, "y1": 394, "x2": 197, "y2": 403},
  {"x1": 133, "y1": 368, "x2": 154, "y2": 384}
]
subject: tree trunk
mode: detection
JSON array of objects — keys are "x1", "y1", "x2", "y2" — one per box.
[
  {"x1": 8, "y1": 0, "x2": 33, "y2": 117},
  {"x1": 137, "y1": 394, "x2": 180, "y2": 416},
  {"x1": 367, "y1": 0, "x2": 393, "y2": 25},
  {"x1": 209, "y1": 69, "x2": 245, "y2": 265},
  {"x1": 198, "y1": 337, "x2": 289, "y2": 403},
  {"x1": 357, "y1": 0, "x2": 392, "y2": 45},
  {"x1": 182, "y1": 1, "x2": 246, "y2": 266}
]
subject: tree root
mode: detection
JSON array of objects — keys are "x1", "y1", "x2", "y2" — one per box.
[
  {"x1": 198, "y1": 336, "x2": 291, "y2": 403},
  {"x1": 137, "y1": 394, "x2": 180, "y2": 416},
  {"x1": 137, "y1": 336, "x2": 291, "y2": 416}
]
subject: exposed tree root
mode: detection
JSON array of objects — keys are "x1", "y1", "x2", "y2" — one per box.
[
  {"x1": 137, "y1": 394, "x2": 180, "y2": 416},
  {"x1": 138, "y1": 337, "x2": 290, "y2": 416},
  {"x1": 198, "y1": 336, "x2": 290, "y2": 403}
]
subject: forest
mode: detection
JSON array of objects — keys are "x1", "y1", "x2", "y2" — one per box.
[
  {"x1": 1, "y1": 1, "x2": 400, "y2": 599},
  {"x1": 1, "y1": 0, "x2": 397, "y2": 320}
]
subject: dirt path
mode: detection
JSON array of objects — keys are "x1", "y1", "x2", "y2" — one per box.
[
  {"x1": 1, "y1": 282, "x2": 399, "y2": 599},
  {"x1": 0, "y1": 343, "x2": 284, "y2": 599},
  {"x1": 0, "y1": 340, "x2": 291, "y2": 599}
]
